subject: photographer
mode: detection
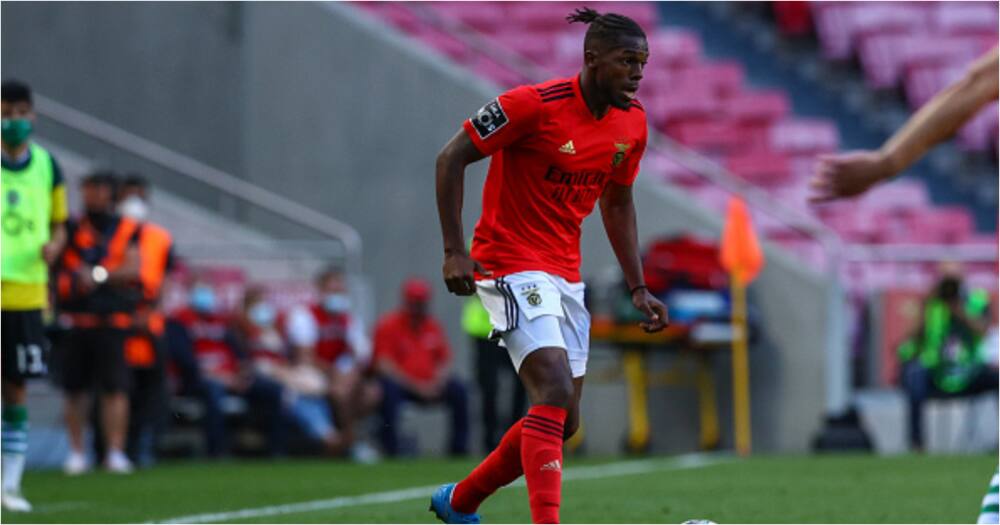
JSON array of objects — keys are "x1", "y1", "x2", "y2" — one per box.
[{"x1": 899, "y1": 263, "x2": 998, "y2": 451}]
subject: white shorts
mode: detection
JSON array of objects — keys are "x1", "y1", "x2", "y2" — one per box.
[{"x1": 475, "y1": 271, "x2": 590, "y2": 378}]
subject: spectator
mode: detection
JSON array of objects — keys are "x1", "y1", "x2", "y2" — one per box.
[
  {"x1": 374, "y1": 278, "x2": 469, "y2": 456},
  {"x1": 55, "y1": 172, "x2": 140, "y2": 475},
  {"x1": 284, "y1": 266, "x2": 380, "y2": 462},
  {"x1": 167, "y1": 278, "x2": 287, "y2": 457},
  {"x1": 898, "y1": 262, "x2": 999, "y2": 451},
  {"x1": 233, "y1": 286, "x2": 344, "y2": 455}
]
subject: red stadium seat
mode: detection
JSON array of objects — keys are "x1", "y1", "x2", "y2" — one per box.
[
  {"x1": 725, "y1": 151, "x2": 793, "y2": 188},
  {"x1": 724, "y1": 90, "x2": 790, "y2": 123},
  {"x1": 768, "y1": 119, "x2": 839, "y2": 154}
]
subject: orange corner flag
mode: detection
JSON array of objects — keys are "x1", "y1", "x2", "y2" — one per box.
[{"x1": 720, "y1": 197, "x2": 764, "y2": 286}]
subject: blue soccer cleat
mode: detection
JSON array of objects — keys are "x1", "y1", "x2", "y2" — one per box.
[{"x1": 429, "y1": 483, "x2": 481, "y2": 524}]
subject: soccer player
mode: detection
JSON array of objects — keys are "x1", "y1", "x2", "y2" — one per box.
[
  {"x1": 808, "y1": 46, "x2": 998, "y2": 525},
  {"x1": 431, "y1": 8, "x2": 667, "y2": 524},
  {"x1": 1, "y1": 79, "x2": 68, "y2": 511}
]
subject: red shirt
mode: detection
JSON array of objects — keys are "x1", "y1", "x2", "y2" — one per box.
[
  {"x1": 373, "y1": 310, "x2": 451, "y2": 383},
  {"x1": 171, "y1": 308, "x2": 239, "y2": 378},
  {"x1": 462, "y1": 75, "x2": 648, "y2": 282}
]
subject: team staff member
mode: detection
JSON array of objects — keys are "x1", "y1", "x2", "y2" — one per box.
[
  {"x1": 0, "y1": 79, "x2": 68, "y2": 512},
  {"x1": 432, "y1": 9, "x2": 667, "y2": 522},
  {"x1": 55, "y1": 172, "x2": 142, "y2": 475},
  {"x1": 90, "y1": 174, "x2": 175, "y2": 466}
]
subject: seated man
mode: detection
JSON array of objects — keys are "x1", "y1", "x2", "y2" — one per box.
[
  {"x1": 167, "y1": 278, "x2": 287, "y2": 457},
  {"x1": 374, "y1": 278, "x2": 469, "y2": 456},
  {"x1": 898, "y1": 264, "x2": 999, "y2": 451},
  {"x1": 284, "y1": 266, "x2": 380, "y2": 461},
  {"x1": 233, "y1": 285, "x2": 343, "y2": 455}
]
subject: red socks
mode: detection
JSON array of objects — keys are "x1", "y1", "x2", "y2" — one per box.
[
  {"x1": 521, "y1": 405, "x2": 567, "y2": 524},
  {"x1": 452, "y1": 405, "x2": 567, "y2": 523},
  {"x1": 452, "y1": 419, "x2": 525, "y2": 513}
]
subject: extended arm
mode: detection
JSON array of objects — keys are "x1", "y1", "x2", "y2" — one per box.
[
  {"x1": 599, "y1": 181, "x2": 667, "y2": 332},
  {"x1": 811, "y1": 47, "x2": 999, "y2": 202}
]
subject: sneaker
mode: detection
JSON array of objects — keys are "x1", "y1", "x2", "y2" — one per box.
[
  {"x1": 1, "y1": 491, "x2": 32, "y2": 512},
  {"x1": 429, "y1": 483, "x2": 480, "y2": 524},
  {"x1": 63, "y1": 451, "x2": 90, "y2": 476},
  {"x1": 350, "y1": 442, "x2": 381, "y2": 465},
  {"x1": 104, "y1": 450, "x2": 134, "y2": 474}
]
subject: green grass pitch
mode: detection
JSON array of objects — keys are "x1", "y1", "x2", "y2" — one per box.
[{"x1": 4, "y1": 453, "x2": 996, "y2": 523}]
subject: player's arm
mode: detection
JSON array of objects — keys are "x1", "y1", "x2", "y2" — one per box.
[
  {"x1": 599, "y1": 182, "x2": 667, "y2": 333},
  {"x1": 43, "y1": 159, "x2": 69, "y2": 266},
  {"x1": 811, "y1": 46, "x2": 999, "y2": 202},
  {"x1": 436, "y1": 130, "x2": 488, "y2": 296}
]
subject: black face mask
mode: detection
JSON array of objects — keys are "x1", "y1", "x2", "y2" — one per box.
[{"x1": 86, "y1": 210, "x2": 114, "y2": 232}]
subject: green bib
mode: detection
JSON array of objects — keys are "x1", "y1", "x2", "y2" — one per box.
[{"x1": 1, "y1": 143, "x2": 54, "y2": 284}]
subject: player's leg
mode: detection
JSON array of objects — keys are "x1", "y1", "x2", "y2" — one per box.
[
  {"x1": 1, "y1": 311, "x2": 32, "y2": 510},
  {"x1": 98, "y1": 328, "x2": 132, "y2": 473},
  {"x1": 901, "y1": 361, "x2": 932, "y2": 451},
  {"x1": 518, "y1": 347, "x2": 573, "y2": 524},
  {"x1": 328, "y1": 362, "x2": 360, "y2": 446},
  {"x1": 978, "y1": 469, "x2": 999, "y2": 524},
  {"x1": 62, "y1": 328, "x2": 93, "y2": 474}
]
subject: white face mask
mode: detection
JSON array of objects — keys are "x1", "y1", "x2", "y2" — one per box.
[{"x1": 117, "y1": 195, "x2": 149, "y2": 221}]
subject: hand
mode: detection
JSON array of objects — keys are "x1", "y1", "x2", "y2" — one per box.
[
  {"x1": 41, "y1": 241, "x2": 61, "y2": 266},
  {"x1": 632, "y1": 288, "x2": 668, "y2": 333},
  {"x1": 809, "y1": 150, "x2": 895, "y2": 203},
  {"x1": 442, "y1": 251, "x2": 491, "y2": 296},
  {"x1": 75, "y1": 265, "x2": 96, "y2": 293}
]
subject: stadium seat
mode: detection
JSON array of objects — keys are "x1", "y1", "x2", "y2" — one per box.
[
  {"x1": 725, "y1": 151, "x2": 793, "y2": 188},
  {"x1": 931, "y1": 2, "x2": 1000, "y2": 36},
  {"x1": 768, "y1": 119, "x2": 839, "y2": 155},
  {"x1": 724, "y1": 90, "x2": 790, "y2": 124},
  {"x1": 647, "y1": 28, "x2": 703, "y2": 67}
]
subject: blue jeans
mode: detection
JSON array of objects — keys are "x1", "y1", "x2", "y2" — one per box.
[
  {"x1": 200, "y1": 375, "x2": 288, "y2": 456},
  {"x1": 379, "y1": 376, "x2": 469, "y2": 456},
  {"x1": 289, "y1": 395, "x2": 335, "y2": 442}
]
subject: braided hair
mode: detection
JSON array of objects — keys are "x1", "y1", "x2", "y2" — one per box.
[{"x1": 566, "y1": 7, "x2": 646, "y2": 50}]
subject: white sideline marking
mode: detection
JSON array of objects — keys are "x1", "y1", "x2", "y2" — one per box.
[{"x1": 153, "y1": 453, "x2": 727, "y2": 524}]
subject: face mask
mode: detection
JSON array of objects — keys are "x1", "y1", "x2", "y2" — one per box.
[
  {"x1": 248, "y1": 302, "x2": 276, "y2": 328},
  {"x1": 117, "y1": 195, "x2": 149, "y2": 221},
  {"x1": 323, "y1": 293, "x2": 351, "y2": 313},
  {"x1": 190, "y1": 285, "x2": 217, "y2": 314},
  {"x1": 86, "y1": 210, "x2": 114, "y2": 231},
  {"x1": 1, "y1": 119, "x2": 32, "y2": 148}
]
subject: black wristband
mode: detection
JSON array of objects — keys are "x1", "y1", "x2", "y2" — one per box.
[{"x1": 629, "y1": 284, "x2": 648, "y2": 295}]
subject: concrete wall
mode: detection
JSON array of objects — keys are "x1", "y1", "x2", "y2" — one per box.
[{"x1": 1, "y1": 1, "x2": 832, "y2": 453}]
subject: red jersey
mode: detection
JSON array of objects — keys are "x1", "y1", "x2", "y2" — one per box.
[
  {"x1": 463, "y1": 75, "x2": 648, "y2": 282},
  {"x1": 373, "y1": 310, "x2": 451, "y2": 383},
  {"x1": 308, "y1": 304, "x2": 352, "y2": 365},
  {"x1": 171, "y1": 308, "x2": 239, "y2": 378}
]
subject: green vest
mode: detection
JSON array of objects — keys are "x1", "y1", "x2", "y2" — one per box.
[
  {"x1": 1, "y1": 143, "x2": 55, "y2": 284},
  {"x1": 462, "y1": 295, "x2": 493, "y2": 339},
  {"x1": 898, "y1": 289, "x2": 990, "y2": 392}
]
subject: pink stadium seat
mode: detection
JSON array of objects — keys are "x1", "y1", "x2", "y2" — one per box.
[
  {"x1": 674, "y1": 62, "x2": 745, "y2": 97},
  {"x1": 811, "y1": 2, "x2": 927, "y2": 61},
  {"x1": 431, "y1": 2, "x2": 508, "y2": 34},
  {"x1": 724, "y1": 90, "x2": 790, "y2": 123},
  {"x1": 415, "y1": 30, "x2": 471, "y2": 62},
  {"x1": 647, "y1": 88, "x2": 721, "y2": 129},
  {"x1": 670, "y1": 120, "x2": 748, "y2": 155},
  {"x1": 957, "y1": 102, "x2": 999, "y2": 152},
  {"x1": 931, "y1": 2, "x2": 999, "y2": 36},
  {"x1": 858, "y1": 34, "x2": 980, "y2": 89},
  {"x1": 725, "y1": 151, "x2": 793, "y2": 187},
  {"x1": 768, "y1": 119, "x2": 839, "y2": 154},
  {"x1": 857, "y1": 179, "x2": 929, "y2": 211},
  {"x1": 647, "y1": 28, "x2": 703, "y2": 67}
]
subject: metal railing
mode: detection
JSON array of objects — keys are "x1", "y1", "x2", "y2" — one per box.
[{"x1": 33, "y1": 94, "x2": 364, "y2": 274}]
